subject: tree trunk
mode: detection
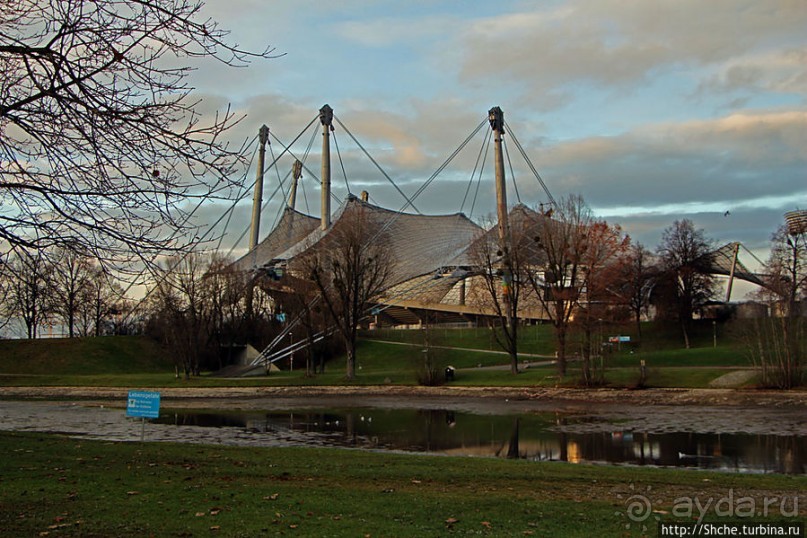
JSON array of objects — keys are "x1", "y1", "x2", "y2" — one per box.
[
  {"x1": 556, "y1": 326, "x2": 567, "y2": 377},
  {"x1": 508, "y1": 321, "x2": 519, "y2": 375},
  {"x1": 582, "y1": 325, "x2": 592, "y2": 386},
  {"x1": 681, "y1": 321, "x2": 691, "y2": 350},
  {"x1": 345, "y1": 344, "x2": 356, "y2": 380}
]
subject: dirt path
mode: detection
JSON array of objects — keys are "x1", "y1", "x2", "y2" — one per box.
[{"x1": 1, "y1": 385, "x2": 805, "y2": 408}]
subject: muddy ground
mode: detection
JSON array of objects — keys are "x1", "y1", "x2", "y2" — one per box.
[{"x1": 1, "y1": 384, "x2": 806, "y2": 409}]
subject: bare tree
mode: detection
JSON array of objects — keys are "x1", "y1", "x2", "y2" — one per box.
[
  {"x1": 270, "y1": 275, "x2": 330, "y2": 377},
  {"x1": 77, "y1": 268, "x2": 114, "y2": 336},
  {"x1": 1, "y1": 0, "x2": 278, "y2": 270},
  {"x1": 572, "y1": 220, "x2": 631, "y2": 385},
  {"x1": 527, "y1": 195, "x2": 594, "y2": 377},
  {"x1": 621, "y1": 243, "x2": 656, "y2": 342},
  {"x1": 151, "y1": 253, "x2": 213, "y2": 378},
  {"x1": 205, "y1": 254, "x2": 252, "y2": 369},
  {"x1": 470, "y1": 211, "x2": 536, "y2": 375},
  {"x1": 50, "y1": 248, "x2": 95, "y2": 337},
  {"x1": 298, "y1": 207, "x2": 394, "y2": 380},
  {"x1": 6, "y1": 249, "x2": 52, "y2": 338},
  {"x1": 746, "y1": 224, "x2": 806, "y2": 388},
  {"x1": 655, "y1": 219, "x2": 717, "y2": 348}
]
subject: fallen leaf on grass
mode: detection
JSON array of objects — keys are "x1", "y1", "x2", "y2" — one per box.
[
  {"x1": 481, "y1": 521, "x2": 492, "y2": 529},
  {"x1": 126, "y1": 491, "x2": 139, "y2": 496},
  {"x1": 195, "y1": 512, "x2": 206, "y2": 517},
  {"x1": 209, "y1": 525, "x2": 220, "y2": 531}
]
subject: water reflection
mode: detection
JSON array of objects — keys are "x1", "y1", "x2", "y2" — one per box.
[{"x1": 157, "y1": 408, "x2": 806, "y2": 474}]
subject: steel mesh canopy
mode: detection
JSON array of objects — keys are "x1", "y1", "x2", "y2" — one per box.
[
  {"x1": 231, "y1": 207, "x2": 320, "y2": 272},
  {"x1": 238, "y1": 195, "x2": 482, "y2": 290},
  {"x1": 703, "y1": 242, "x2": 765, "y2": 287}
]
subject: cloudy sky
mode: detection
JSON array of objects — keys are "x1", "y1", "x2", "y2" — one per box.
[{"x1": 190, "y1": 0, "x2": 805, "y2": 294}]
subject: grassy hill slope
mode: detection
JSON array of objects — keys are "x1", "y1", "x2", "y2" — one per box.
[{"x1": 0, "y1": 336, "x2": 171, "y2": 375}]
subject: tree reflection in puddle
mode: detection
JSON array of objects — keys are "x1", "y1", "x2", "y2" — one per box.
[{"x1": 156, "y1": 408, "x2": 806, "y2": 474}]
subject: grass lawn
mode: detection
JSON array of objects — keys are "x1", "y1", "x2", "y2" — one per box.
[
  {"x1": 0, "y1": 335, "x2": 171, "y2": 375},
  {"x1": 0, "y1": 337, "x2": 760, "y2": 389},
  {"x1": 0, "y1": 432, "x2": 803, "y2": 537},
  {"x1": 0, "y1": 322, "x2": 787, "y2": 390}
]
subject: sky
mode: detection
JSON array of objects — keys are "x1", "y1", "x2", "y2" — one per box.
[{"x1": 187, "y1": 0, "x2": 806, "y2": 297}]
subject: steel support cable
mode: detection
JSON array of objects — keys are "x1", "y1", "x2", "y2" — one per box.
[
  {"x1": 368, "y1": 271, "x2": 462, "y2": 316},
  {"x1": 740, "y1": 242, "x2": 766, "y2": 267},
  {"x1": 460, "y1": 126, "x2": 492, "y2": 214},
  {"x1": 258, "y1": 270, "x2": 460, "y2": 366},
  {"x1": 332, "y1": 131, "x2": 352, "y2": 195},
  {"x1": 257, "y1": 330, "x2": 330, "y2": 366},
  {"x1": 503, "y1": 137, "x2": 522, "y2": 205},
  {"x1": 333, "y1": 115, "x2": 421, "y2": 215},
  {"x1": 219, "y1": 116, "x2": 322, "y2": 258},
  {"x1": 469, "y1": 130, "x2": 492, "y2": 218},
  {"x1": 406, "y1": 117, "x2": 488, "y2": 213},
  {"x1": 255, "y1": 117, "x2": 488, "y2": 362},
  {"x1": 269, "y1": 141, "x2": 288, "y2": 211},
  {"x1": 253, "y1": 305, "x2": 310, "y2": 364},
  {"x1": 125, "y1": 116, "x2": 320, "y2": 324},
  {"x1": 269, "y1": 167, "x2": 294, "y2": 232},
  {"x1": 360, "y1": 117, "x2": 490, "y2": 308},
  {"x1": 223, "y1": 169, "x2": 297, "y2": 260},
  {"x1": 504, "y1": 120, "x2": 556, "y2": 206},
  {"x1": 269, "y1": 125, "x2": 324, "y2": 215},
  {"x1": 215, "y1": 136, "x2": 261, "y2": 252},
  {"x1": 257, "y1": 326, "x2": 338, "y2": 366},
  {"x1": 117, "y1": 133, "x2": 262, "y2": 321},
  {"x1": 367, "y1": 117, "x2": 488, "y2": 250}
]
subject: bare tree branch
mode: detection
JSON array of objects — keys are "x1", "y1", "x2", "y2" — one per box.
[{"x1": 1, "y1": 0, "x2": 280, "y2": 271}]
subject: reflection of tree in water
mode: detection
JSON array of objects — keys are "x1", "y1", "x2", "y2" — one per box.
[
  {"x1": 507, "y1": 418, "x2": 520, "y2": 459},
  {"x1": 155, "y1": 409, "x2": 806, "y2": 473}
]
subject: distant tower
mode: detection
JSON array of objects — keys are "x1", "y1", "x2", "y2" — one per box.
[{"x1": 785, "y1": 209, "x2": 807, "y2": 236}]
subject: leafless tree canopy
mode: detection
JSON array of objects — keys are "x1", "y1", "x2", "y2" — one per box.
[
  {"x1": 0, "y1": 0, "x2": 277, "y2": 268},
  {"x1": 298, "y1": 207, "x2": 395, "y2": 380},
  {"x1": 744, "y1": 224, "x2": 806, "y2": 388},
  {"x1": 655, "y1": 219, "x2": 717, "y2": 348}
]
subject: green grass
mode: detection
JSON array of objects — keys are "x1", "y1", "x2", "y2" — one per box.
[
  {"x1": 0, "y1": 323, "x2": 784, "y2": 390},
  {"x1": 0, "y1": 338, "x2": 762, "y2": 390},
  {"x1": 0, "y1": 335, "x2": 170, "y2": 375},
  {"x1": 0, "y1": 432, "x2": 803, "y2": 537}
]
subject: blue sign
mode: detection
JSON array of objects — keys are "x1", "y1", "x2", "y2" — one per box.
[{"x1": 126, "y1": 390, "x2": 161, "y2": 419}]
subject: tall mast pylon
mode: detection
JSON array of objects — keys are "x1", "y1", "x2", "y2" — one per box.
[
  {"x1": 319, "y1": 104, "x2": 333, "y2": 231},
  {"x1": 289, "y1": 159, "x2": 302, "y2": 210},
  {"x1": 249, "y1": 124, "x2": 269, "y2": 251},
  {"x1": 489, "y1": 106, "x2": 515, "y2": 361}
]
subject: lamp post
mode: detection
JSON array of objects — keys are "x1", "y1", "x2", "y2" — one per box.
[{"x1": 289, "y1": 332, "x2": 294, "y2": 373}]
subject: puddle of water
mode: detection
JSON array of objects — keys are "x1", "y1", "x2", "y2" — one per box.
[{"x1": 156, "y1": 408, "x2": 807, "y2": 474}]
